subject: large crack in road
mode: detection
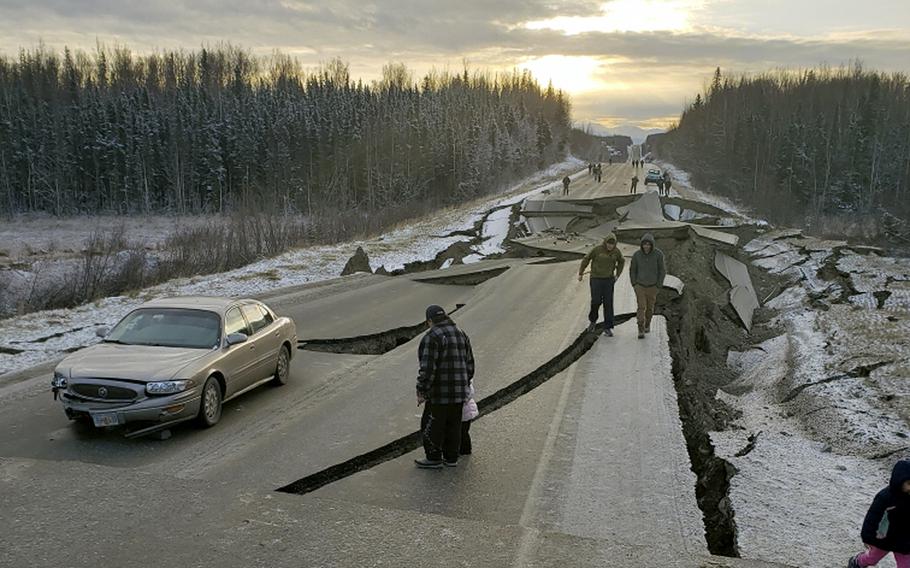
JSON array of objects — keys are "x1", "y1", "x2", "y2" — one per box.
[
  {"x1": 654, "y1": 228, "x2": 786, "y2": 557},
  {"x1": 277, "y1": 315, "x2": 634, "y2": 496}
]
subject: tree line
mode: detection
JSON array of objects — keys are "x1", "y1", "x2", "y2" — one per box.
[
  {"x1": 650, "y1": 65, "x2": 910, "y2": 240},
  {"x1": 0, "y1": 45, "x2": 571, "y2": 217}
]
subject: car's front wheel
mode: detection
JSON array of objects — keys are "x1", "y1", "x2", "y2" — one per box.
[
  {"x1": 197, "y1": 376, "x2": 222, "y2": 428},
  {"x1": 271, "y1": 345, "x2": 291, "y2": 386}
]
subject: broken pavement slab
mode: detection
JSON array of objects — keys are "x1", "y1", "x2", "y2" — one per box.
[
  {"x1": 523, "y1": 199, "x2": 594, "y2": 215},
  {"x1": 404, "y1": 258, "x2": 525, "y2": 284},
  {"x1": 510, "y1": 233, "x2": 599, "y2": 257},
  {"x1": 664, "y1": 274, "x2": 685, "y2": 294},
  {"x1": 616, "y1": 190, "x2": 666, "y2": 223},
  {"x1": 715, "y1": 251, "x2": 761, "y2": 330},
  {"x1": 523, "y1": 214, "x2": 575, "y2": 233},
  {"x1": 691, "y1": 225, "x2": 740, "y2": 247}
]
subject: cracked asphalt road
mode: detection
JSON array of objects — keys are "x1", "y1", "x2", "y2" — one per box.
[{"x1": 0, "y1": 164, "x2": 789, "y2": 567}]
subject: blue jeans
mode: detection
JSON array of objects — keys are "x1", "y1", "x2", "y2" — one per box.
[{"x1": 589, "y1": 277, "x2": 615, "y2": 328}]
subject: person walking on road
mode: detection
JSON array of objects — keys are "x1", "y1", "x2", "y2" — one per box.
[
  {"x1": 588, "y1": 163, "x2": 593, "y2": 175},
  {"x1": 415, "y1": 305, "x2": 475, "y2": 469},
  {"x1": 663, "y1": 172, "x2": 672, "y2": 196},
  {"x1": 579, "y1": 233, "x2": 625, "y2": 337},
  {"x1": 595, "y1": 164, "x2": 602, "y2": 183},
  {"x1": 630, "y1": 174, "x2": 639, "y2": 194},
  {"x1": 562, "y1": 175, "x2": 571, "y2": 196},
  {"x1": 657, "y1": 178, "x2": 665, "y2": 195},
  {"x1": 629, "y1": 233, "x2": 665, "y2": 339},
  {"x1": 847, "y1": 459, "x2": 910, "y2": 568}
]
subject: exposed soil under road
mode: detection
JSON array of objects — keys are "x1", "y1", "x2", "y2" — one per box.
[{"x1": 652, "y1": 228, "x2": 788, "y2": 556}]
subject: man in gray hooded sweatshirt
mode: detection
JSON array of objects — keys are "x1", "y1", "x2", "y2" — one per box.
[{"x1": 629, "y1": 233, "x2": 666, "y2": 339}]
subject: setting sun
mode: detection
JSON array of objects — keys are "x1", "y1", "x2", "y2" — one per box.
[{"x1": 519, "y1": 55, "x2": 608, "y2": 94}]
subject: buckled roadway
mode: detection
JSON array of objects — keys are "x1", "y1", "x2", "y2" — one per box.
[{"x1": 0, "y1": 162, "x2": 786, "y2": 567}]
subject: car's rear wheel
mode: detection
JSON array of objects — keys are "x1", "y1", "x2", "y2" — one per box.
[
  {"x1": 271, "y1": 345, "x2": 291, "y2": 386},
  {"x1": 196, "y1": 376, "x2": 222, "y2": 428}
]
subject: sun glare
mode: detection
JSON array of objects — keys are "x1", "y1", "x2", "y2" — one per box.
[
  {"x1": 525, "y1": 0, "x2": 698, "y2": 35},
  {"x1": 519, "y1": 55, "x2": 607, "y2": 94}
]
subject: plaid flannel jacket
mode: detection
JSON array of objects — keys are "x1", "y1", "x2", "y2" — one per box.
[{"x1": 416, "y1": 319, "x2": 474, "y2": 404}]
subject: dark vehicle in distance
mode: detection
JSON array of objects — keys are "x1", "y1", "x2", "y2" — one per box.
[{"x1": 644, "y1": 169, "x2": 663, "y2": 186}]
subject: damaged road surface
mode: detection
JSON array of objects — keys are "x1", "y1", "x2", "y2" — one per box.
[{"x1": 0, "y1": 163, "x2": 788, "y2": 568}]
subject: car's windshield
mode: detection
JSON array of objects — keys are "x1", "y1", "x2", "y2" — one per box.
[{"x1": 105, "y1": 308, "x2": 221, "y2": 349}]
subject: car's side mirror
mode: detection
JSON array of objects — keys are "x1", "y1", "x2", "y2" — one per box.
[
  {"x1": 95, "y1": 327, "x2": 110, "y2": 338},
  {"x1": 225, "y1": 333, "x2": 248, "y2": 346}
]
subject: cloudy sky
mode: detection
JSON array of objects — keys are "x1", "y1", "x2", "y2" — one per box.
[{"x1": 1, "y1": 0, "x2": 908, "y2": 138}]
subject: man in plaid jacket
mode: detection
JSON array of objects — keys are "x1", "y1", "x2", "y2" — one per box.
[{"x1": 415, "y1": 304, "x2": 475, "y2": 469}]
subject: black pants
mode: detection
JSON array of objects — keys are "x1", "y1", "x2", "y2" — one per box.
[
  {"x1": 588, "y1": 277, "x2": 615, "y2": 328},
  {"x1": 421, "y1": 402, "x2": 463, "y2": 462},
  {"x1": 460, "y1": 420, "x2": 472, "y2": 455}
]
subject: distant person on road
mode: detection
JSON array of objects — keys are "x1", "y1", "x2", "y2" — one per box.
[
  {"x1": 415, "y1": 305, "x2": 475, "y2": 469},
  {"x1": 847, "y1": 459, "x2": 910, "y2": 568},
  {"x1": 609, "y1": 156, "x2": 613, "y2": 165},
  {"x1": 588, "y1": 163, "x2": 593, "y2": 175},
  {"x1": 663, "y1": 172, "x2": 672, "y2": 196},
  {"x1": 595, "y1": 164, "x2": 602, "y2": 183},
  {"x1": 562, "y1": 175, "x2": 571, "y2": 196},
  {"x1": 629, "y1": 233, "x2": 665, "y2": 339},
  {"x1": 630, "y1": 175, "x2": 639, "y2": 194},
  {"x1": 657, "y1": 179, "x2": 665, "y2": 194},
  {"x1": 460, "y1": 380, "x2": 479, "y2": 455},
  {"x1": 579, "y1": 233, "x2": 625, "y2": 337}
]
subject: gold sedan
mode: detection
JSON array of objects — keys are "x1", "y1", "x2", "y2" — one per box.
[{"x1": 51, "y1": 296, "x2": 298, "y2": 438}]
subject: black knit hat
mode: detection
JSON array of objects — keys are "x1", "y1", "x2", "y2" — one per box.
[{"x1": 425, "y1": 305, "x2": 447, "y2": 322}]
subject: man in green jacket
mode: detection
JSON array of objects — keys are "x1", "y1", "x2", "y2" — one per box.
[
  {"x1": 578, "y1": 233, "x2": 625, "y2": 336},
  {"x1": 629, "y1": 233, "x2": 666, "y2": 339}
]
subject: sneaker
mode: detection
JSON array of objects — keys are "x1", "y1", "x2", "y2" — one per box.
[
  {"x1": 637, "y1": 331, "x2": 645, "y2": 339},
  {"x1": 603, "y1": 328, "x2": 613, "y2": 337},
  {"x1": 414, "y1": 458, "x2": 443, "y2": 469},
  {"x1": 444, "y1": 460, "x2": 458, "y2": 468},
  {"x1": 847, "y1": 555, "x2": 861, "y2": 568},
  {"x1": 586, "y1": 322, "x2": 596, "y2": 333}
]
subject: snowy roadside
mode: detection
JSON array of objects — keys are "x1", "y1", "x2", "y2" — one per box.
[
  {"x1": 654, "y1": 160, "x2": 767, "y2": 226},
  {"x1": 653, "y1": 159, "x2": 908, "y2": 568},
  {"x1": 0, "y1": 157, "x2": 585, "y2": 377}
]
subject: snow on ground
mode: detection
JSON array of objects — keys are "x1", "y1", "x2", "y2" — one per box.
[
  {"x1": 660, "y1": 159, "x2": 906, "y2": 568},
  {"x1": 0, "y1": 157, "x2": 585, "y2": 376},
  {"x1": 655, "y1": 160, "x2": 767, "y2": 226},
  {"x1": 713, "y1": 334, "x2": 897, "y2": 568}
]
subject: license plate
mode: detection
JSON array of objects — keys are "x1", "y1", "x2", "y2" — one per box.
[{"x1": 92, "y1": 413, "x2": 120, "y2": 427}]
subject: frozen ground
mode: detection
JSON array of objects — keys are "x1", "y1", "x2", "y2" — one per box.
[
  {"x1": 708, "y1": 220, "x2": 908, "y2": 567},
  {"x1": 0, "y1": 157, "x2": 584, "y2": 376},
  {"x1": 655, "y1": 161, "x2": 766, "y2": 226}
]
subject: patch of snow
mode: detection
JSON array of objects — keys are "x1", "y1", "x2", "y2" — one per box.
[
  {"x1": 714, "y1": 336, "x2": 897, "y2": 568},
  {"x1": 439, "y1": 258, "x2": 454, "y2": 270},
  {"x1": 654, "y1": 161, "x2": 767, "y2": 225},
  {"x1": 473, "y1": 206, "x2": 513, "y2": 257}
]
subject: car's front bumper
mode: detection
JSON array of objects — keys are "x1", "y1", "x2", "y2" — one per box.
[{"x1": 60, "y1": 385, "x2": 202, "y2": 432}]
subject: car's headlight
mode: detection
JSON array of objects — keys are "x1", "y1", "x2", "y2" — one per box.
[
  {"x1": 51, "y1": 371, "x2": 68, "y2": 388},
  {"x1": 146, "y1": 380, "x2": 196, "y2": 395}
]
